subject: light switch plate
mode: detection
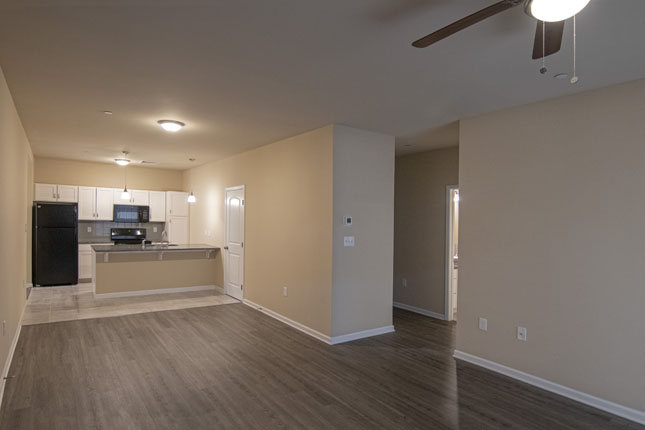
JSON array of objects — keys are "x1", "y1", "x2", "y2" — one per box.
[
  {"x1": 479, "y1": 317, "x2": 488, "y2": 331},
  {"x1": 344, "y1": 236, "x2": 355, "y2": 247},
  {"x1": 87, "y1": 226, "x2": 92, "y2": 233},
  {"x1": 517, "y1": 327, "x2": 527, "y2": 341}
]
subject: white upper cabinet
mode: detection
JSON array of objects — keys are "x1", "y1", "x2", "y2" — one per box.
[
  {"x1": 96, "y1": 188, "x2": 115, "y2": 220},
  {"x1": 34, "y1": 184, "x2": 58, "y2": 202},
  {"x1": 113, "y1": 189, "x2": 149, "y2": 206},
  {"x1": 131, "y1": 190, "x2": 149, "y2": 206},
  {"x1": 35, "y1": 184, "x2": 78, "y2": 203},
  {"x1": 78, "y1": 187, "x2": 115, "y2": 220},
  {"x1": 166, "y1": 192, "x2": 189, "y2": 218},
  {"x1": 149, "y1": 191, "x2": 166, "y2": 222},
  {"x1": 167, "y1": 215, "x2": 189, "y2": 244},
  {"x1": 57, "y1": 185, "x2": 78, "y2": 202},
  {"x1": 77, "y1": 187, "x2": 97, "y2": 220}
]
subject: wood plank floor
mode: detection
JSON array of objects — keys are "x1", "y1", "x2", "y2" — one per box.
[{"x1": 1, "y1": 304, "x2": 642, "y2": 430}]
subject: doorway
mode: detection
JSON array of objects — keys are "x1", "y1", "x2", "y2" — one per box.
[
  {"x1": 225, "y1": 186, "x2": 245, "y2": 300},
  {"x1": 445, "y1": 185, "x2": 459, "y2": 321}
]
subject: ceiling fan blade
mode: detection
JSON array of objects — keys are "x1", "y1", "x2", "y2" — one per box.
[
  {"x1": 412, "y1": 0, "x2": 522, "y2": 48},
  {"x1": 532, "y1": 20, "x2": 565, "y2": 59}
]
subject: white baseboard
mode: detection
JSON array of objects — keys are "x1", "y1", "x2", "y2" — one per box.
[
  {"x1": 393, "y1": 301, "x2": 445, "y2": 320},
  {"x1": 94, "y1": 284, "x2": 218, "y2": 299},
  {"x1": 330, "y1": 325, "x2": 395, "y2": 345},
  {"x1": 0, "y1": 302, "x2": 26, "y2": 411},
  {"x1": 242, "y1": 299, "x2": 396, "y2": 346},
  {"x1": 453, "y1": 350, "x2": 645, "y2": 426},
  {"x1": 242, "y1": 299, "x2": 331, "y2": 344}
]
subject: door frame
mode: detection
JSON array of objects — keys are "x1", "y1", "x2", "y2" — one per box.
[
  {"x1": 224, "y1": 185, "x2": 245, "y2": 299},
  {"x1": 445, "y1": 185, "x2": 459, "y2": 321}
]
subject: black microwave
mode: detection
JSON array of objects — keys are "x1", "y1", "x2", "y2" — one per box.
[{"x1": 113, "y1": 205, "x2": 150, "y2": 223}]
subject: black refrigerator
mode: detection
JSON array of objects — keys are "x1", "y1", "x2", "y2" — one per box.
[{"x1": 33, "y1": 202, "x2": 78, "y2": 286}]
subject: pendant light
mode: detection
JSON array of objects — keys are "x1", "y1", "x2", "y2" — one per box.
[
  {"x1": 187, "y1": 192, "x2": 196, "y2": 203},
  {"x1": 121, "y1": 164, "x2": 130, "y2": 201}
]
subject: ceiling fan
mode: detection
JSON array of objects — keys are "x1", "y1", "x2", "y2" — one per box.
[{"x1": 412, "y1": 0, "x2": 591, "y2": 59}]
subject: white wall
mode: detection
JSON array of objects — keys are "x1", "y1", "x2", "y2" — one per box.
[{"x1": 458, "y1": 77, "x2": 645, "y2": 413}]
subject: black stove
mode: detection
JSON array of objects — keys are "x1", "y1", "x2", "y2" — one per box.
[{"x1": 111, "y1": 228, "x2": 147, "y2": 244}]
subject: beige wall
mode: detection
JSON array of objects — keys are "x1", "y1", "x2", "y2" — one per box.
[
  {"x1": 34, "y1": 157, "x2": 183, "y2": 191},
  {"x1": 393, "y1": 147, "x2": 459, "y2": 316},
  {"x1": 0, "y1": 66, "x2": 33, "y2": 385},
  {"x1": 458, "y1": 78, "x2": 645, "y2": 412},
  {"x1": 331, "y1": 125, "x2": 395, "y2": 337},
  {"x1": 183, "y1": 126, "x2": 335, "y2": 336}
]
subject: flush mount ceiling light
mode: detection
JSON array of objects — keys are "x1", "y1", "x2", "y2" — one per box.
[
  {"x1": 115, "y1": 151, "x2": 130, "y2": 166},
  {"x1": 526, "y1": 0, "x2": 591, "y2": 22},
  {"x1": 157, "y1": 119, "x2": 185, "y2": 132}
]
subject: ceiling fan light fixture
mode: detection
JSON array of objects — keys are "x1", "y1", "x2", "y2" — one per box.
[
  {"x1": 115, "y1": 151, "x2": 130, "y2": 166},
  {"x1": 527, "y1": 0, "x2": 591, "y2": 22},
  {"x1": 157, "y1": 119, "x2": 185, "y2": 132}
]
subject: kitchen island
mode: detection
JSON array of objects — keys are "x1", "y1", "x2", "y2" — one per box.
[{"x1": 91, "y1": 244, "x2": 220, "y2": 298}]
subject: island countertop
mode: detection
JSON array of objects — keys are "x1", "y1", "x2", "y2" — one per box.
[{"x1": 91, "y1": 244, "x2": 220, "y2": 253}]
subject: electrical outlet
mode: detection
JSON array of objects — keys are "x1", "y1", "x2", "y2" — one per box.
[
  {"x1": 517, "y1": 327, "x2": 527, "y2": 341},
  {"x1": 343, "y1": 236, "x2": 355, "y2": 247},
  {"x1": 479, "y1": 317, "x2": 488, "y2": 331},
  {"x1": 2, "y1": 321, "x2": 6, "y2": 336},
  {"x1": 283, "y1": 287, "x2": 288, "y2": 297},
  {"x1": 87, "y1": 226, "x2": 92, "y2": 233},
  {"x1": 402, "y1": 278, "x2": 408, "y2": 287}
]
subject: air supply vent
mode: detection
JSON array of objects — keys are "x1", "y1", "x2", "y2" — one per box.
[{"x1": 139, "y1": 160, "x2": 158, "y2": 165}]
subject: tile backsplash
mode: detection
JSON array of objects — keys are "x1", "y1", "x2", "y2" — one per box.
[{"x1": 79, "y1": 221, "x2": 166, "y2": 243}]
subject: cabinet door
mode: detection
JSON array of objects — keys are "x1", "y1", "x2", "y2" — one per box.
[
  {"x1": 34, "y1": 184, "x2": 58, "y2": 202},
  {"x1": 96, "y1": 188, "x2": 115, "y2": 220},
  {"x1": 130, "y1": 190, "x2": 150, "y2": 206},
  {"x1": 77, "y1": 187, "x2": 97, "y2": 220},
  {"x1": 168, "y1": 216, "x2": 189, "y2": 244},
  {"x1": 78, "y1": 251, "x2": 93, "y2": 279},
  {"x1": 167, "y1": 192, "x2": 189, "y2": 217},
  {"x1": 149, "y1": 191, "x2": 166, "y2": 222},
  {"x1": 57, "y1": 185, "x2": 78, "y2": 202}
]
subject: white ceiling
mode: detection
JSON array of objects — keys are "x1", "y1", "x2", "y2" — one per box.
[{"x1": 0, "y1": 0, "x2": 644, "y2": 169}]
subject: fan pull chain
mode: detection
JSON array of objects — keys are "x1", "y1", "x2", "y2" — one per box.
[
  {"x1": 540, "y1": 21, "x2": 547, "y2": 74},
  {"x1": 571, "y1": 15, "x2": 579, "y2": 84}
]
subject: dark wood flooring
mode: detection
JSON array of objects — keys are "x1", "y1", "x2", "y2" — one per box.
[{"x1": 1, "y1": 304, "x2": 642, "y2": 429}]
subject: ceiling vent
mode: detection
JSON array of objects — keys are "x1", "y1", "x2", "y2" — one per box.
[{"x1": 139, "y1": 160, "x2": 158, "y2": 165}]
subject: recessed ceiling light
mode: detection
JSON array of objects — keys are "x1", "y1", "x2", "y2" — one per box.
[
  {"x1": 554, "y1": 73, "x2": 569, "y2": 80},
  {"x1": 157, "y1": 119, "x2": 185, "y2": 132},
  {"x1": 115, "y1": 151, "x2": 130, "y2": 166}
]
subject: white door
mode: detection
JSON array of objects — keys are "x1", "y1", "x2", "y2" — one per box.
[
  {"x1": 149, "y1": 191, "x2": 166, "y2": 222},
  {"x1": 77, "y1": 187, "x2": 97, "y2": 220},
  {"x1": 95, "y1": 188, "x2": 114, "y2": 220},
  {"x1": 167, "y1": 192, "x2": 189, "y2": 217},
  {"x1": 225, "y1": 186, "x2": 245, "y2": 300},
  {"x1": 130, "y1": 190, "x2": 150, "y2": 206},
  {"x1": 168, "y1": 216, "x2": 189, "y2": 244},
  {"x1": 34, "y1": 184, "x2": 58, "y2": 202},
  {"x1": 57, "y1": 185, "x2": 78, "y2": 202}
]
